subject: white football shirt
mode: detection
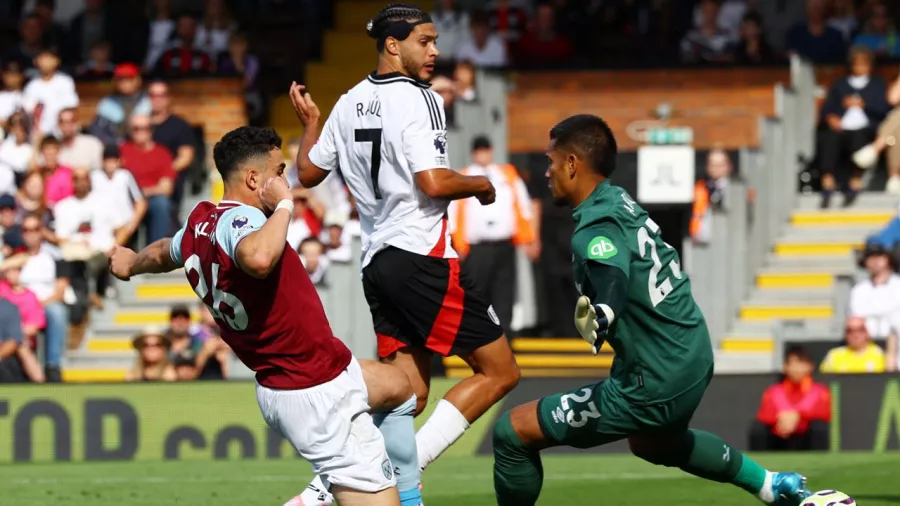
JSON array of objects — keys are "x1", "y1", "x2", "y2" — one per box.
[{"x1": 309, "y1": 72, "x2": 454, "y2": 268}]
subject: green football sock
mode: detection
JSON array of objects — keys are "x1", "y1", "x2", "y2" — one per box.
[
  {"x1": 639, "y1": 430, "x2": 767, "y2": 494},
  {"x1": 492, "y1": 412, "x2": 544, "y2": 506}
]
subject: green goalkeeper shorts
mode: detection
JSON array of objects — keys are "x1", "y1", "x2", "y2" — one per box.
[{"x1": 536, "y1": 367, "x2": 713, "y2": 448}]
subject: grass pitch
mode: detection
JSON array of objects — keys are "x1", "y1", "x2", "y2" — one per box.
[{"x1": 2, "y1": 452, "x2": 898, "y2": 505}]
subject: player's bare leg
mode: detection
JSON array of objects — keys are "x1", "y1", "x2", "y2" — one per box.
[
  {"x1": 381, "y1": 347, "x2": 434, "y2": 415},
  {"x1": 415, "y1": 336, "x2": 520, "y2": 471},
  {"x1": 298, "y1": 360, "x2": 423, "y2": 506},
  {"x1": 360, "y1": 359, "x2": 414, "y2": 410},
  {"x1": 628, "y1": 433, "x2": 810, "y2": 505},
  {"x1": 331, "y1": 485, "x2": 400, "y2": 506},
  {"x1": 492, "y1": 401, "x2": 551, "y2": 506}
]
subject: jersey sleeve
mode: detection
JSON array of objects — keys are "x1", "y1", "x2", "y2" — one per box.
[
  {"x1": 573, "y1": 219, "x2": 631, "y2": 278},
  {"x1": 169, "y1": 219, "x2": 188, "y2": 266},
  {"x1": 307, "y1": 96, "x2": 341, "y2": 172},
  {"x1": 213, "y1": 205, "x2": 269, "y2": 261},
  {"x1": 401, "y1": 89, "x2": 450, "y2": 173}
]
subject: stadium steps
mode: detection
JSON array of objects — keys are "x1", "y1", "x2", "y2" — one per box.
[
  {"x1": 270, "y1": 0, "x2": 384, "y2": 142},
  {"x1": 60, "y1": 188, "x2": 214, "y2": 381},
  {"x1": 443, "y1": 338, "x2": 615, "y2": 378},
  {"x1": 717, "y1": 192, "x2": 896, "y2": 371}
]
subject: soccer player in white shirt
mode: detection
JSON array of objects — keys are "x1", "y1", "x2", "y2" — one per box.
[{"x1": 289, "y1": 3, "x2": 522, "y2": 505}]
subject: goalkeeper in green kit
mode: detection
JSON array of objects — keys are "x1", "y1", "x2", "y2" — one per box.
[{"x1": 492, "y1": 114, "x2": 812, "y2": 506}]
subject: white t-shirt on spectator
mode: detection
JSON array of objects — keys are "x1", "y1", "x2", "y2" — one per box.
[
  {"x1": 0, "y1": 137, "x2": 34, "y2": 174},
  {"x1": 90, "y1": 168, "x2": 143, "y2": 231},
  {"x1": 0, "y1": 162, "x2": 15, "y2": 197},
  {"x1": 841, "y1": 75, "x2": 871, "y2": 131},
  {"x1": 59, "y1": 134, "x2": 104, "y2": 172},
  {"x1": 53, "y1": 193, "x2": 116, "y2": 252},
  {"x1": 22, "y1": 72, "x2": 79, "y2": 136},
  {"x1": 693, "y1": 0, "x2": 747, "y2": 40},
  {"x1": 849, "y1": 274, "x2": 900, "y2": 337},
  {"x1": 0, "y1": 90, "x2": 23, "y2": 123},
  {"x1": 195, "y1": 25, "x2": 234, "y2": 57},
  {"x1": 287, "y1": 218, "x2": 312, "y2": 251},
  {"x1": 455, "y1": 34, "x2": 508, "y2": 67},
  {"x1": 20, "y1": 243, "x2": 62, "y2": 302}
]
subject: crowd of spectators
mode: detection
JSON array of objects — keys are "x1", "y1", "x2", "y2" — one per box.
[
  {"x1": 126, "y1": 303, "x2": 229, "y2": 382},
  {"x1": 0, "y1": 0, "x2": 250, "y2": 383}
]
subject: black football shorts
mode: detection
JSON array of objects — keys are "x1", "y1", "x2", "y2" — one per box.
[{"x1": 362, "y1": 246, "x2": 504, "y2": 359}]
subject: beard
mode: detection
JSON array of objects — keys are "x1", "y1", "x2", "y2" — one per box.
[{"x1": 401, "y1": 54, "x2": 430, "y2": 83}]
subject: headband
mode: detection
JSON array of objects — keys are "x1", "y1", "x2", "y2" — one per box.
[{"x1": 366, "y1": 14, "x2": 433, "y2": 42}]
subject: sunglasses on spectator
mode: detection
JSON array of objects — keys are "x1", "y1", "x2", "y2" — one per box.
[
  {"x1": 149, "y1": 92, "x2": 168, "y2": 98},
  {"x1": 130, "y1": 125, "x2": 151, "y2": 132},
  {"x1": 141, "y1": 340, "x2": 164, "y2": 349},
  {"x1": 22, "y1": 226, "x2": 41, "y2": 233}
]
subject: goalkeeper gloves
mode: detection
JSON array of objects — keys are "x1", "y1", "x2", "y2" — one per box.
[{"x1": 573, "y1": 295, "x2": 610, "y2": 355}]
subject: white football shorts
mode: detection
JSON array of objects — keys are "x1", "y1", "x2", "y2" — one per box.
[{"x1": 255, "y1": 357, "x2": 396, "y2": 492}]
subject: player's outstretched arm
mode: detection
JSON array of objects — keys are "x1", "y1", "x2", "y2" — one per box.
[
  {"x1": 109, "y1": 239, "x2": 180, "y2": 281},
  {"x1": 415, "y1": 168, "x2": 496, "y2": 204}
]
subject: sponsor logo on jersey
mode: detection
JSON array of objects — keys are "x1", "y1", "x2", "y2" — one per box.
[
  {"x1": 487, "y1": 305, "x2": 500, "y2": 326},
  {"x1": 552, "y1": 406, "x2": 565, "y2": 424},
  {"x1": 587, "y1": 236, "x2": 617, "y2": 260},
  {"x1": 433, "y1": 132, "x2": 447, "y2": 154},
  {"x1": 382, "y1": 458, "x2": 394, "y2": 480}
]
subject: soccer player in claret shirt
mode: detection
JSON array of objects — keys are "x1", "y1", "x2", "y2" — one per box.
[
  {"x1": 108, "y1": 126, "x2": 419, "y2": 506},
  {"x1": 290, "y1": 3, "x2": 521, "y2": 505},
  {"x1": 490, "y1": 114, "x2": 813, "y2": 506}
]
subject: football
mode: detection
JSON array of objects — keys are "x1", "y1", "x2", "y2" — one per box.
[{"x1": 801, "y1": 490, "x2": 857, "y2": 506}]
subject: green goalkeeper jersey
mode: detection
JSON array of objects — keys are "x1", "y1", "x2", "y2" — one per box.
[{"x1": 572, "y1": 180, "x2": 713, "y2": 405}]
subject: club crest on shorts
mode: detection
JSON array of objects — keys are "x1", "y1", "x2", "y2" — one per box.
[
  {"x1": 487, "y1": 305, "x2": 500, "y2": 326},
  {"x1": 382, "y1": 458, "x2": 394, "y2": 480}
]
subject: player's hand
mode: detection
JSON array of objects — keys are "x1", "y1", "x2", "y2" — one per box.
[
  {"x1": 289, "y1": 82, "x2": 320, "y2": 127},
  {"x1": 258, "y1": 176, "x2": 293, "y2": 213},
  {"x1": 108, "y1": 245, "x2": 137, "y2": 281},
  {"x1": 573, "y1": 296, "x2": 608, "y2": 355},
  {"x1": 475, "y1": 177, "x2": 496, "y2": 205}
]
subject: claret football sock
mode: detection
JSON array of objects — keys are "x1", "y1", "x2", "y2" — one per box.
[{"x1": 415, "y1": 399, "x2": 470, "y2": 471}]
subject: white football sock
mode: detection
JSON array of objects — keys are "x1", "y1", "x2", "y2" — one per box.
[
  {"x1": 298, "y1": 475, "x2": 333, "y2": 506},
  {"x1": 415, "y1": 399, "x2": 470, "y2": 471},
  {"x1": 757, "y1": 471, "x2": 776, "y2": 504}
]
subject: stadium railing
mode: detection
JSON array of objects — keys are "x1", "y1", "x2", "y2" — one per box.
[{"x1": 687, "y1": 56, "x2": 817, "y2": 354}]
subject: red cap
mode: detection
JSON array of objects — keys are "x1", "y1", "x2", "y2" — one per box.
[{"x1": 113, "y1": 63, "x2": 140, "y2": 79}]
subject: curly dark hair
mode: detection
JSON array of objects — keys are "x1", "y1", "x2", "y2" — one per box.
[
  {"x1": 213, "y1": 126, "x2": 282, "y2": 181},
  {"x1": 367, "y1": 3, "x2": 431, "y2": 52}
]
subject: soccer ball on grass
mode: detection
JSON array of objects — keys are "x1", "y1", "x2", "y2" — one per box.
[{"x1": 801, "y1": 490, "x2": 856, "y2": 506}]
